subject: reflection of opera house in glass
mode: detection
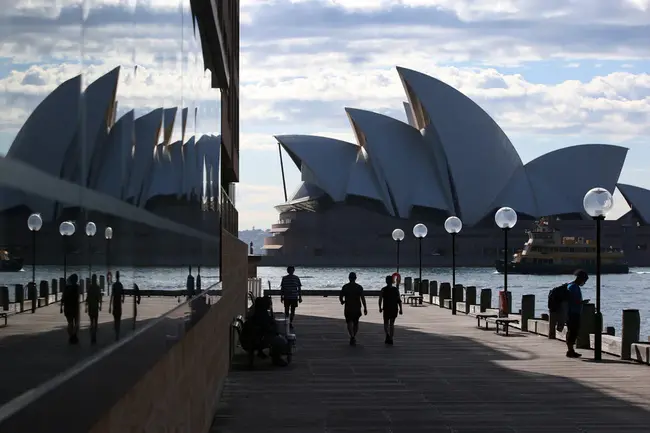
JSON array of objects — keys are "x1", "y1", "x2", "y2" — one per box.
[
  {"x1": 263, "y1": 66, "x2": 650, "y2": 267},
  {"x1": 0, "y1": 67, "x2": 221, "y2": 266}
]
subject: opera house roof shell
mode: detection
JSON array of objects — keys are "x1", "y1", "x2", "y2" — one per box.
[
  {"x1": 276, "y1": 66, "x2": 650, "y2": 227},
  {"x1": 0, "y1": 66, "x2": 219, "y2": 221}
]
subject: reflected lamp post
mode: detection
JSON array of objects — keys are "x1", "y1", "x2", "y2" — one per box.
[
  {"x1": 412, "y1": 223, "x2": 428, "y2": 287},
  {"x1": 444, "y1": 216, "x2": 462, "y2": 315},
  {"x1": 494, "y1": 207, "x2": 517, "y2": 317},
  {"x1": 583, "y1": 187, "x2": 614, "y2": 361},
  {"x1": 85, "y1": 222, "x2": 97, "y2": 279},
  {"x1": 59, "y1": 221, "x2": 76, "y2": 281},
  {"x1": 391, "y1": 228, "x2": 405, "y2": 275},
  {"x1": 27, "y1": 213, "x2": 43, "y2": 313},
  {"x1": 105, "y1": 226, "x2": 113, "y2": 285}
]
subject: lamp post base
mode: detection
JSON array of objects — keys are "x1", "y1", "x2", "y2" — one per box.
[{"x1": 594, "y1": 311, "x2": 603, "y2": 361}]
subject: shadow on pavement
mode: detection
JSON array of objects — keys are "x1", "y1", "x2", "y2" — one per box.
[{"x1": 213, "y1": 313, "x2": 650, "y2": 433}]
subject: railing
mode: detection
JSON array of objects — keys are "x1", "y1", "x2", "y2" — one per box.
[
  {"x1": 220, "y1": 186, "x2": 238, "y2": 235},
  {"x1": 248, "y1": 277, "x2": 262, "y2": 299}
]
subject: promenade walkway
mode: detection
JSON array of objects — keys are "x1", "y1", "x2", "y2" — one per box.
[
  {"x1": 0, "y1": 296, "x2": 179, "y2": 407},
  {"x1": 213, "y1": 298, "x2": 650, "y2": 432}
]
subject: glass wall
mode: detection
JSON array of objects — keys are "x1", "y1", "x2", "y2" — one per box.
[{"x1": 0, "y1": 0, "x2": 222, "y2": 409}]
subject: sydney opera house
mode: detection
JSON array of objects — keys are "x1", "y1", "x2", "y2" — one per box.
[
  {"x1": 262, "y1": 66, "x2": 650, "y2": 267},
  {"x1": 0, "y1": 67, "x2": 228, "y2": 266}
]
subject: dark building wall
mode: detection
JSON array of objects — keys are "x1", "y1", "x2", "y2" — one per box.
[{"x1": 263, "y1": 204, "x2": 650, "y2": 267}]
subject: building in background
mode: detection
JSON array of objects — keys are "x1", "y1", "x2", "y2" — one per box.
[{"x1": 263, "y1": 67, "x2": 650, "y2": 267}]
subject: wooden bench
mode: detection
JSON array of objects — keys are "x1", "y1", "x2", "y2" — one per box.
[
  {"x1": 488, "y1": 318, "x2": 519, "y2": 336},
  {"x1": 476, "y1": 313, "x2": 498, "y2": 329}
]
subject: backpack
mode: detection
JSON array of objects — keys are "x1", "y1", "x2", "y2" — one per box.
[{"x1": 548, "y1": 283, "x2": 570, "y2": 312}]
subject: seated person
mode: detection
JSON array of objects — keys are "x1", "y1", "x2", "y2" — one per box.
[{"x1": 241, "y1": 297, "x2": 288, "y2": 366}]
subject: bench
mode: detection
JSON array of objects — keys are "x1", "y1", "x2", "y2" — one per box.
[
  {"x1": 0, "y1": 312, "x2": 7, "y2": 327},
  {"x1": 488, "y1": 318, "x2": 519, "y2": 336},
  {"x1": 401, "y1": 293, "x2": 423, "y2": 306},
  {"x1": 476, "y1": 313, "x2": 498, "y2": 329}
]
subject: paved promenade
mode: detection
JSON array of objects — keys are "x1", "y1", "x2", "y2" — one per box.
[
  {"x1": 213, "y1": 298, "x2": 650, "y2": 432},
  {"x1": 0, "y1": 296, "x2": 180, "y2": 407}
]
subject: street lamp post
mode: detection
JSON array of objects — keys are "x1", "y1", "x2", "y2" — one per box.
[
  {"x1": 583, "y1": 187, "x2": 614, "y2": 361},
  {"x1": 59, "y1": 221, "x2": 76, "y2": 281},
  {"x1": 494, "y1": 207, "x2": 517, "y2": 317},
  {"x1": 27, "y1": 213, "x2": 43, "y2": 313},
  {"x1": 444, "y1": 216, "x2": 463, "y2": 315},
  {"x1": 105, "y1": 227, "x2": 113, "y2": 288},
  {"x1": 85, "y1": 222, "x2": 97, "y2": 279},
  {"x1": 391, "y1": 228, "x2": 405, "y2": 275},
  {"x1": 412, "y1": 223, "x2": 428, "y2": 287}
]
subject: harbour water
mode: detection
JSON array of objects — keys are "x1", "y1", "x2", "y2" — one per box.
[{"x1": 258, "y1": 266, "x2": 650, "y2": 338}]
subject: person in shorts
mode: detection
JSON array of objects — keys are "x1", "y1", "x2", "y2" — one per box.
[
  {"x1": 85, "y1": 274, "x2": 102, "y2": 344},
  {"x1": 379, "y1": 275, "x2": 402, "y2": 345},
  {"x1": 339, "y1": 272, "x2": 367, "y2": 346},
  {"x1": 280, "y1": 266, "x2": 302, "y2": 329},
  {"x1": 109, "y1": 271, "x2": 125, "y2": 341}
]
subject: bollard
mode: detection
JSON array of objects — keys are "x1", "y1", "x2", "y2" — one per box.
[
  {"x1": 577, "y1": 303, "x2": 595, "y2": 349},
  {"x1": 15, "y1": 284, "x2": 24, "y2": 312},
  {"x1": 0, "y1": 286, "x2": 8, "y2": 311},
  {"x1": 520, "y1": 294, "x2": 535, "y2": 332},
  {"x1": 28, "y1": 282, "x2": 37, "y2": 313},
  {"x1": 498, "y1": 291, "x2": 512, "y2": 317},
  {"x1": 40, "y1": 280, "x2": 49, "y2": 306},
  {"x1": 429, "y1": 280, "x2": 438, "y2": 296},
  {"x1": 404, "y1": 277, "x2": 412, "y2": 293},
  {"x1": 465, "y1": 286, "x2": 477, "y2": 314},
  {"x1": 438, "y1": 282, "x2": 451, "y2": 308},
  {"x1": 99, "y1": 275, "x2": 105, "y2": 294},
  {"x1": 452, "y1": 284, "x2": 464, "y2": 313},
  {"x1": 605, "y1": 326, "x2": 615, "y2": 336},
  {"x1": 480, "y1": 288, "x2": 492, "y2": 312},
  {"x1": 420, "y1": 279, "x2": 429, "y2": 296},
  {"x1": 59, "y1": 278, "x2": 66, "y2": 297},
  {"x1": 52, "y1": 278, "x2": 58, "y2": 301},
  {"x1": 621, "y1": 309, "x2": 640, "y2": 360},
  {"x1": 414, "y1": 279, "x2": 420, "y2": 295}
]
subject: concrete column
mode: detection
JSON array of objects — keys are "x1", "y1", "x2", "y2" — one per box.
[
  {"x1": 439, "y1": 282, "x2": 451, "y2": 308},
  {"x1": 577, "y1": 303, "x2": 595, "y2": 350},
  {"x1": 480, "y1": 289, "x2": 492, "y2": 312},
  {"x1": 15, "y1": 284, "x2": 24, "y2": 312},
  {"x1": 0, "y1": 286, "x2": 8, "y2": 311},
  {"x1": 621, "y1": 309, "x2": 641, "y2": 360},
  {"x1": 521, "y1": 294, "x2": 535, "y2": 332},
  {"x1": 404, "y1": 277, "x2": 412, "y2": 293},
  {"x1": 51, "y1": 279, "x2": 58, "y2": 301},
  {"x1": 465, "y1": 286, "x2": 477, "y2": 314},
  {"x1": 420, "y1": 279, "x2": 429, "y2": 295}
]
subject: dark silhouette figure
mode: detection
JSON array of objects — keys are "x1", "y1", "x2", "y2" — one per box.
[
  {"x1": 61, "y1": 274, "x2": 80, "y2": 345},
  {"x1": 280, "y1": 266, "x2": 302, "y2": 329},
  {"x1": 85, "y1": 274, "x2": 102, "y2": 344},
  {"x1": 379, "y1": 275, "x2": 403, "y2": 345},
  {"x1": 196, "y1": 265, "x2": 202, "y2": 293},
  {"x1": 109, "y1": 271, "x2": 125, "y2": 340},
  {"x1": 566, "y1": 269, "x2": 589, "y2": 358},
  {"x1": 339, "y1": 272, "x2": 367, "y2": 346},
  {"x1": 132, "y1": 283, "x2": 141, "y2": 330},
  {"x1": 241, "y1": 297, "x2": 286, "y2": 367},
  {"x1": 186, "y1": 265, "x2": 195, "y2": 299}
]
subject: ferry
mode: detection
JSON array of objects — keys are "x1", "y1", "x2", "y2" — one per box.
[
  {"x1": 495, "y1": 219, "x2": 629, "y2": 275},
  {"x1": 0, "y1": 249, "x2": 24, "y2": 272}
]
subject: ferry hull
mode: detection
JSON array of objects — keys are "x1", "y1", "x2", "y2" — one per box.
[
  {"x1": 495, "y1": 260, "x2": 629, "y2": 275},
  {"x1": 0, "y1": 258, "x2": 24, "y2": 272}
]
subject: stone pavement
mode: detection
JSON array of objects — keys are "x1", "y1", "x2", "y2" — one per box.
[
  {"x1": 0, "y1": 295, "x2": 179, "y2": 407},
  {"x1": 212, "y1": 298, "x2": 650, "y2": 433}
]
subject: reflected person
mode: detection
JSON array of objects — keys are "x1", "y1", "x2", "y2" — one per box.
[
  {"x1": 109, "y1": 271, "x2": 125, "y2": 340},
  {"x1": 61, "y1": 274, "x2": 80, "y2": 345},
  {"x1": 85, "y1": 274, "x2": 102, "y2": 344}
]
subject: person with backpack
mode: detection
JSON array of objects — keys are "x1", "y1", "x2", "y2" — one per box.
[
  {"x1": 565, "y1": 269, "x2": 589, "y2": 358},
  {"x1": 548, "y1": 282, "x2": 570, "y2": 333}
]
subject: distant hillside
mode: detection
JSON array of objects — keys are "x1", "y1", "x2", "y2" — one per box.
[{"x1": 238, "y1": 228, "x2": 272, "y2": 255}]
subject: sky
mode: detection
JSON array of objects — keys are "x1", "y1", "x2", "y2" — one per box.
[{"x1": 1, "y1": 0, "x2": 649, "y2": 230}]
